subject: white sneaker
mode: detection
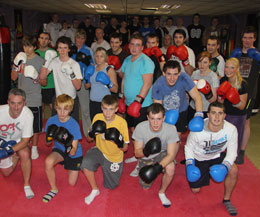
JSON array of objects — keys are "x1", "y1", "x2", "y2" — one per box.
[
  {"x1": 31, "y1": 146, "x2": 39, "y2": 160},
  {"x1": 125, "y1": 156, "x2": 137, "y2": 163},
  {"x1": 130, "y1": 166, "x2": 139, "y2": 177}
]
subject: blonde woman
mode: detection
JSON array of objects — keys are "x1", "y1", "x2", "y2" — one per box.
[
  {"x1": 85, "y1": 47, "x2": 118, "y2": 120},
  {"x1": 217, "y1": 57, "x2": 248, "y2": 164}
]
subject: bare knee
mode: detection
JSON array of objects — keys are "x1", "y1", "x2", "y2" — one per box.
[
  {"x1": 227, "y1": 164, "x2": 238, "y2": 179},
  {"x1": 0, "y1": 168, "x2": 14, "y2": 177},
  {"x1": 17, "y1": 148, "x2": 30, "y2": 161},
  {"x1": 165, "y1": 162, "x2": 175, "y2": 177},
  {"x1": 191, "y1": 188, "x2": 200, "y2": 193}
]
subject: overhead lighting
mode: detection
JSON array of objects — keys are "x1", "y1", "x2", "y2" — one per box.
[
  {"x1": 96, "y1": 9, "x2": 111, "y2": 13},
  {"x1": 171, "y1": 5, "x2": 181, "y2": 9},
  {"x1": 154, "y1": 10, "x2": 171, "y2": 14},
  {"x1": 160, "y1": 4, "x2": 181, "y2": 10},
  {"x1": 84, "y1": 3, "x2": 107, "y2": 9},
  {"x1": 140, "y1": 8, "x2": 158, "y2": 11},
  {"x1": 161, "y1": 5, "x2": 171, "y2": 9}
]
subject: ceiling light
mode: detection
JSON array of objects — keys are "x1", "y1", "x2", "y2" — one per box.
[
  {"x1": 96, "y1": 9, "x2": 111, "y2": 13},
  {"x1": 171, "y1": 5, "x2": 181, "y2": 9},
  {"x1": 84, "y1": 3, "x2": 107, "y2": 9},
  {"x1": 154, "y1": 10, "x2": 171, "y2": 14}
]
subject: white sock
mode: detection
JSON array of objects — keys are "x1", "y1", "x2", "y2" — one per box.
[
  {"x1": 84, "y1": 189, "x2": 100, "y2": 205},
  {"x1": 32, "y1": 146, "x2": 37, "y2": 151},
  {"x1": 24, "y1": 186, "x2": 34, "y2": 199},
  {"x1": 158, "y1": 193, "x2": 171, "y2": 208}
]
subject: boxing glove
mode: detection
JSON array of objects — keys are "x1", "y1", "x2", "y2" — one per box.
[
  {"x1": 166, "y1": 45, "x2": 176, "y2": 59},
  {"x1": 13, "y1": 52, "x2": 27, "y2": 73},
  {"x1": 139, "y1": 162, "x2": 163, "y2": 184},
  {"x1": 151, "y1": 47, "x2": 165, "y2": 62},
  {"x1": 118, "y1": 93, "x2": 126, "y2": 114},
  {"x1": 210, "y1": 163, "x2": 228, "y2": 183},
  {"x1": 69, "y1": 45, "x2": 78, "y2": 57},
  {"x1": 127, "y1": 95, "x2": 144, "y2": 118},
  {"x1": 143, "y1": 137, "x2": 161, "y2": 157},
  {"x1": 96, "y1": 71, "x2": 113, "y2": 88},
  {"x1": 174, "y1": 45, "x2": 189, "y2": 66},
  {"x1": 226, "y1": 87, "x2": 240, "y2": 105},
  {"x1": 44, "y1": 50, "x2": 57, "y2": 68},
  {"x1": 143, "y1": 48, "x2": 152, "y2": 57},
  {"x1": 61, "y1": 62, "x2": 76, "y2": 80},
  {"x1": 197, "y1": 79, "x2": 213, "y2": 100},
  {"x1": 248, "y1": 48, "x2": 260, "y2": 65},
  {"x1": 165, "y1": 109, "x2": 179, "y2": 125},
  {"x1": 84, "y1": 64, "x2": 95, "y2": 83},
  {"x1": 105, "y1": 127, "x2": 124, "y2": 148},
  {"x1": 188, "y1": 112, "x2": 204, "y2": 132},
  {"x1": 217, "y1": 81, "x2": 231, "y2": 100},
  {"x1": 229, "y1": 47, "x2": 242, "y2": 58},
  {"x1": 45, "y1": 124, "x2": 58, "y2": 143},
  {"x1": 76, "y1": 52, "x2": 91, "y2": 66},
  {"x1": 186, "y1": 159, "x2": 201, "y2": 182},
  {"x1": 24, "y1": 65, "x2": 39, "y2": 81},
  {"x1": 108, "y1": 56, "x2": 121, "y2": 70},
  {"x1": 0, "y1": 140, "x2": 16, "y2": 159},
  {"x1": 54, "y1": 127, "x2": 74, "y2": 154},
  {"x1": 88, "y1": 120, "x2": 106, "y2": 138}
]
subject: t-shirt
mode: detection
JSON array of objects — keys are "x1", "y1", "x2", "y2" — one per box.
[
  {"x1": 220, "y1": 76, "x2": 248, "y2": 115},
  {"x1": 190, "y1": 70, "x2": 219, "y2": 111},
  {"x1": 185, "y1": 119, "x2": 238, "y2": 168},
  {"x1": 48, "y1": 57, "x2": 82, "y2": 99},
  {"x1": 18, "y1": 54, "x2": 44, "y2": 107},
  {"x1": 121, "y1": 54, "x2": 154, "y2": 107},
  {"x1": 210, "y1": 55, "x2": 225, "y2": 77},
  {"x1": 45, "y1": 115, "x2": 82, "y2": 158},
  {"x1": 35, "y1": 48, "x2": 55, "y2": 89},
  {"x1": 187, "y1": 24, "x2": 205, "y2": 55},
  {"x1": 91, "y1": 40, "x2": 110, "y2": 53},
  {"x1": 152, "y1": 73, "x2": 195, "y2": 112},
  {"x1": 46, "y1": 22, "x2": 62, "y2": 47},
  {"x1": 0, "y1": 105, "x2": 33, "y2": 142},
  {"x1": 93, "y1": 113, "x2": 129, "y2": 163},
  {"x1": 132, "y1": 120, "x2": 179, "y2": 160}
]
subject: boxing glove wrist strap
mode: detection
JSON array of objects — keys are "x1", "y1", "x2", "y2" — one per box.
[
  {"x1": 135, "y1": 95, "x2": 144, "y2": 104},
  {"x1": 232, "y1": 101, "x2": 241, "y2": 108},
  {"x1": 186, "y1": 158, "x2": 195, "y2": 166},
  {"x1": 194, "y1": 111, "x2": 204, "y2": 118},
  {"x1": 222, "y1": 161, "x2": 231, "y2": 171},
  {"x1": 118, "y1": 93, "x2": 124, "y2": 99}
]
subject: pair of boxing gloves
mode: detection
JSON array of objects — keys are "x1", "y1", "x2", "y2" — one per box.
[
  {"x1": 88, "y1": 120, "x2": 125, "y2": 148},
  {"x1": 217, "y1": 81, "x2": 240, "y2": 106},
  {"x1": 0, "y1": 139, "x2": 17, "y2": 160},
  {"x1": 143, "y1": 47, "x2": 166, "y2": 63},
  {"x1": 166, "y1": 45, "x2": 189, "y2": 66},
  {"x1": 186, "y1": 159, "x2": 231, "y2": 183},
  {"x1": 46, "y1": 124, "x2": 74, "y2": 154},
  {"x1": 230, "y1": 47, "x2": 260, "y2": 65}
]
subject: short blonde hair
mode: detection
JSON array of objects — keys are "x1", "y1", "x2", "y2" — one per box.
[
  {"x1": 225, "y1": 58, "x2": 244, "y2": 90},
  {"x1": 75, "y1": 29, "x2": 86, "y2": 39},
  {"x1": 95, "y1": 47, "x2": 108, "y2": 62},
  {"x1": 55, "y1": 94, "x2": 74, "y2": 112}
]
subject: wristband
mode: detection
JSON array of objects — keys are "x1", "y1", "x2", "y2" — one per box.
[
  {"x1": 222, "y1": 160, "x2": 231, "y2": 171},
  {"x1": 135, "y1": 95, "x2": 144, "y2": 103},
  {"x1": 194, "y1": 111, "x2": 204, "y2": 118}
]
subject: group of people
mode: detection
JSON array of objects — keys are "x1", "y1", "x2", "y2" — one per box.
[{"x1": 0, "y1": 13, "x2": 260, "y2": 217}]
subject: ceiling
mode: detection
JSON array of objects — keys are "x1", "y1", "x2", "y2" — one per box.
[{"x1": 1, "y1": 0, "x2": 260, "y2": 16}]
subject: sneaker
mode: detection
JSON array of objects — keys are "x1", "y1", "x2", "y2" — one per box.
[
  {"x1": 125, "y1": 156, "x2": 137, "y2": 163},
  {"x1": 31, "y1": 147, "x2": 39, "y2": 160},
  {"x1": 130, "y1": 166, "x2": 139, "y2": 177}
]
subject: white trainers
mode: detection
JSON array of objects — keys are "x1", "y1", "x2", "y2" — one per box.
[
  {"x1": 125, "y1": 156, "x2": 137, "y2": 163},
  {"x1": 31, "y1": 146, "x2": 39, "y2": 160},
  {"x1": 130, "y1": 165, "x2": 139, "y2": 177}
]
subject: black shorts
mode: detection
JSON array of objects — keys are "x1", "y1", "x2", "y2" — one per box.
[
  {"x1": 175, "y1": 109, "x2": 188, "y2": 133},
  {"x1": 188, "y1": 152, "x2": 226, "y2": 189},
  {"x1": 89, "y1": 100, "x2": 102, "y2": 121},
  {"x1": 125, "y1": 106, "x2": 148, "y2": 128},
  {"x1": 29, "y1": 106, "x2": 42, "y2": 134},
  {"x1": 52, "y1": 148, "x2": 83, "y2": 171},
  {"x1": 42, "y1": 88, "x2": 55, "y2": 104}
]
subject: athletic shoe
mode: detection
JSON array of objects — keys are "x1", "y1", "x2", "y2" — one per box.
[
  {"x1": 130, "y1": 165, "x2": 139, "y2": 177},
  {"x1": 125, "y1": 156, "x2": 137, "y2": 163}
]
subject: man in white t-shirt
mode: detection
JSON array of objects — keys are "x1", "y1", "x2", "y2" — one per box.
[
  {"x1": 91, "y1": 27, "x2": 110, "y2": 52},
  {"x1": 160, "y1": 34, "x2": 172, "y2": 55},
  {"x1": 0, "y1": 88, "x2": 34, "y2": 199},
  {"x1": 207, "y1": 35, "x2": 225, "y2": 78},
  {"x1": 46, "y1": 13, "x2": 62, "y2": 47},
  {"x1": 41, "y1": 36, "x2": 82, "y2": 121}
]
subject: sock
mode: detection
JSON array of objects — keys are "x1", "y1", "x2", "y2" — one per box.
[
  {"x1": 223, "y1": 200, "x2": 237, "y2": 216},
  {"x1": 158, "y1": 193, "x2": 171, "y2": 208},
  {"x1": 42, "y1": 190, "x2": 58, "y2": 203},
  {"x1": 24, "y1": 186, "x2": 34, "y2": 199},
  {"x1": 84, "y1": 189, "x2": 100, "y2": 205},
  {"x1": 239, "y1": 150, "x2": 245, "y2": 156}
]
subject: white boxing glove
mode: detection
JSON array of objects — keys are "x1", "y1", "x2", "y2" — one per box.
[
  {"x1": 13, "y1": 52, "x2": 27, "y2": 73},
  {"x1": 44, "y1": 50, "x2": 57, "y2": 68},
  {"x1": 61, "y1": 62, "x2": 76, "y2": 80},
  {"x1": 24, "y1": 65, "x2": 39, "y2": 81}
]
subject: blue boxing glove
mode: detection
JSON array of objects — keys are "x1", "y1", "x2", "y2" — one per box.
[
  {"x1": 84, "y1": 64, "x2": 95, "y2": 84},
  {"x1": 210, "y1": 163, "x2": 229, "y2": 183},
  {"x1": 0, "y1": 140, "x2": 17, "y2": 159},
  {"x1": 165, "y1": 109, "x2": 179, "y2": 125},
  {"x1": 186, "y1": 159, "x2": 201, "y2": 182},
  {"x1": 96, "y1": 71, "x2": 113, "y2": 88},
  {"x1": 230, "y1": 47, "x2": 242, "y2": 58},
  {"x1": 248, "y1": 48, "x2": 260, "y2": 65},
  {"x1": 188, "y1": 112, "x2": 204, "y2": 132}
]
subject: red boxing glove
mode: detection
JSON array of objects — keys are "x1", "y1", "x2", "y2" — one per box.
[
  {"x1": 197, "y1": 79, "x2": 213, "y2": 100},
  {"x1": 166, "y1": 45, "x2": 176, "y2": 59},
  {"x1": 226, "y1": 87, "x2": 240, "y2": 105},
  {"x1": 108, "y1": 56, "x2": 121, "y2": 70},
  {"x1": 118, "y1": 93, "x2": 126, "y2": 114},
  {"x1": 151, "y1": 47, "x2": 165, "y2": 62},
  {"x1": 143, "y1": 48, "x2": 152, "y2": 57},
  {"x1": 217, "y1": 81, "x2": 231, "y2": 100},
  {"x1": 127, "y1": 95, "x2": 144, "y2": 118},
  {"x1": 123, "y1": 43, "x2": 130, "y2": 54},
  {"x1": 174, "y1": 45, "x2": 189, "y2": 66}
]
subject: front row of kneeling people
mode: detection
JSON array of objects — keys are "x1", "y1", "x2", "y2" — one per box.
[{"x1": 1, "y1": 86, "x2": 239, "y2": 216}]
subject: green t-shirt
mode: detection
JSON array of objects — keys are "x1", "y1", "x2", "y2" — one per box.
[{"x1": 35, "y1": 48, "x2": 55, "y2": 89}]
